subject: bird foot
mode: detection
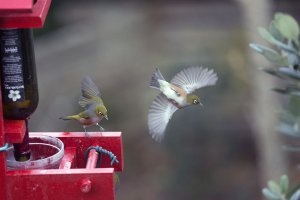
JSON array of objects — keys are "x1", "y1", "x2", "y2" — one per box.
[{"x1": 96, "y1": 123, "x2": 105, "y2": 132}]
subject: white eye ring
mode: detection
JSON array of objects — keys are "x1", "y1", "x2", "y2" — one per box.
[{"x1": 193, "y1": 99, "x2": 199, "y2": 104}]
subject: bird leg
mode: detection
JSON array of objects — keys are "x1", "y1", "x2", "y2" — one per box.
[
  {"x1": 96, "y1": 123, "x2": 105, "y2": 131},
  {"x1": 83, "y1": 126, "x2": 90, "y2": 137}
]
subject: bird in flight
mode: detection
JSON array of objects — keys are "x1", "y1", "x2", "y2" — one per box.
[{"x1": 148, "y1": 66, "x2": 218, "y2": 142}]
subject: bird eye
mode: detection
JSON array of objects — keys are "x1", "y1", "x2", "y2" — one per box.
[
  {"x1": 193, "y1": 99, "x2": 199, "y2": 105},
  {"x1": 99, "y1": 112, "x2": 103, "y2": 115}
]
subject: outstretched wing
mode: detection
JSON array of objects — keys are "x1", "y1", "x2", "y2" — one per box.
[
  {"x1": 170, "y1": 66, "x2": 218, "y2": 94},
  {"x1": 79, "y1": 76, "x2": 103, "y2": 108},
  {"x1": 148, "y1": 94, "x2": 178, "y2": 142}
]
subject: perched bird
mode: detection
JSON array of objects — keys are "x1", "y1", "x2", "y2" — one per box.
[
  {"x1": 148, "y1": 66, "x2": 218, "y2": 142},
  {"x1": 60, "y1": 76, "x2": 108, "y2": 136}
]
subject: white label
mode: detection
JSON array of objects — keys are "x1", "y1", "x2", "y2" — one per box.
[{"x1": 0, "y1": 29, "x2": 25, "y2": 102}]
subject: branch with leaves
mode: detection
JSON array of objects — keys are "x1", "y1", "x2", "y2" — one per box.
[
  {"x1": 250, "y1": 13, "x2": 300, "y2": 200},
  {"x1": 263, "y1": 175, "x2": 300, "y2": 200}
]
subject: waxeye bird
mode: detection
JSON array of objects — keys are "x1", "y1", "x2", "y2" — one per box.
[
  {"x1": 60, "y1": 76, "x2": 108, "y2": 136},
  {"x1": 148, "y1": 66, "x2": 218, "y2": 142}
]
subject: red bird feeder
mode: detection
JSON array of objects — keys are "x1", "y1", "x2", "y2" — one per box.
[{"x1": 0, "y1": 1, "x2": 124, "y2": 199}]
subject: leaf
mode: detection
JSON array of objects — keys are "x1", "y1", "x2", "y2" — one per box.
[
  {"x1": 274, "y1": 40, "x2": 298, "y2": 54},
  {"x1": 249, "y1": 43, "x2": 265, "y2": 53},
  {"x1": 291, "y1": 91, "x2": 300, "y2": 97},
  {"x1": 268, "y1": 181, "x2": 282, "y2": 196},
  {"x1": 273, "y1": 85, "x2": 300, "y2": 95},
  {"x1": 282, "y1": 144, "x2": 300, "y2": 152},
  {"x1": 280, "y1": 110, "x2": 296, "y2": 122},
  {"x1": 277, "y1": 122, "x2": 300, "y2": 138},
  {"x1": 262, "y1": 188, "x2": 281, "y2": 200},
  {"x1": 290, "y1": 189, "x2": 300, "y2": 200},
  {"x1": 272, "y1": 88, "x2": 289, "y2": 94},
  {"x1": 269, "y1": 21, "x2": 284, "y2": 41},
  {"x1": 274, "y1": 13, "x2": 300, "y2": 42},
  {"x1": 263, "y1": 50, "x2": 288, "y2": 65},
  {"x1": 287, "y1": 53, "x2": 300, "y2": 67},
  {"x1": 256, "y1": 27, "x2": 297, "y2": 54},
  {"x1": 288, "y1": 95, "x2": 300, "y2": 116},
  {"x1": 279, "y1": 175, "x2": 289, "y2": 194},
  {"x1": 249, "y1": 43, "x2": 289, "y2": 65},
  {"x1": 261, "y1": 68, "x2": 284, "y2": 79},
  {"x1": 278, "y1": 67, "x2": 300, "y2": 81},
  {"x1": 259, "y1": 27, "x2": 274, "y2": 43},
  {"x1": 286, "y1": 84, "x2": 300, "y2": 91}
]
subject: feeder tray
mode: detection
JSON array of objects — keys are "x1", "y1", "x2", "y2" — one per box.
[{"x1": 4, "y1": 130, "x2": 123, "y2": 200}]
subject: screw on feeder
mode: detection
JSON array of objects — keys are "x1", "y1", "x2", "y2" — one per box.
[{"x1": 80, "y1": 178, "x2": 92, "y2": 193}]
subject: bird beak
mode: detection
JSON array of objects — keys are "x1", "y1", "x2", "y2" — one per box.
[
  {"x1": 200, "y1": 102, "x2": 203, "y2": 106},
  {"x1": 105, "y1": 115, "x2": 108, "y2": 120}
]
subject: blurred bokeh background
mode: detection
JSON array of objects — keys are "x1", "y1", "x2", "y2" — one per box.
[{"x1": 28, "y1": 0, "x2": 300, "y2": 199}]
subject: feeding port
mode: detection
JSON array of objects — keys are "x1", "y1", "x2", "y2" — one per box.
[{"x1": 6, "y1": 135, "x2": 64, "y2": 170}]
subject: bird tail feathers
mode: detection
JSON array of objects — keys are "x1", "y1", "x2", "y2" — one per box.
[{"x1": 150, "y1": 68, "x2": 165, "y2": 89}]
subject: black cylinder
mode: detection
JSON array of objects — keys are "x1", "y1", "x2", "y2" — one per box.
[{"x1": 0, "y1": 29, "x2": 39, "y2": 119}]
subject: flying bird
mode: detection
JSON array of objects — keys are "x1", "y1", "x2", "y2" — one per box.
[
  {"x1": 148, "y1": 66, "x2": 218, "y2": 142},
  {"x1": 60, "y1": 76, "x2": 108, "y2": 136}
]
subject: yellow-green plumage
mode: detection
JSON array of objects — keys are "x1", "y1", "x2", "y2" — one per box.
[{"x1": 61, "y1": 114, "x2": 82, "y2": 120}]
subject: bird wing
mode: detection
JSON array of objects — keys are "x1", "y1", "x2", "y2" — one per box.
[
  {"x1": 79, "y1": 76, "x2": 103, "y2": 108},
  {"x1": 78, "y1": 111, "x2": 90, "y2": 119},
  {"x1": 148, "y1": 94, "x2": 178, "y2": 142},
  {"x1": 78, "y1": 109, "x2": 97, "y2": 119},
  {"x1": 170, "y1": 66, "x2": 218, "y2": 94}
]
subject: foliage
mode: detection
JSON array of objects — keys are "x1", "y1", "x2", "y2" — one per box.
[
  {"x1": 250, "y1": 12, "x2": 300, "y2": 140},
  {"x1": 262, "y1": 175, "x2": 300, "y2": 200},
  {"x1": 250, "y1": 13, "x2": 300, "y2": 200}
]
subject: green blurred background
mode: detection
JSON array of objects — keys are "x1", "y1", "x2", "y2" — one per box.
[{"x1": 29, "y1": 0, "x2": 300, "y2": 199}]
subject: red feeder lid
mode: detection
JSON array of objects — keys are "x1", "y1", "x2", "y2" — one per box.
[
  {"x1": 0, "y1": 0, "x2": 34, "y2": 12},
  {"x1": 0, "y1": 0, "x2": 51, "y2": 28}
]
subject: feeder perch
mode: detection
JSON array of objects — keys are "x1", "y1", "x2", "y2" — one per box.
[{"x1": 0, "y1": 1, "x2": 124, "y2": 199}]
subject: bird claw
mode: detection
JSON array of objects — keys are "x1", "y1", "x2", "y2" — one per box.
[
  {"x1": 99, "y1": 126, "x2": 105, "y2": 132},
  {"x1": 96, "y1": 123, "x2": 105, "y2": 132}
]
